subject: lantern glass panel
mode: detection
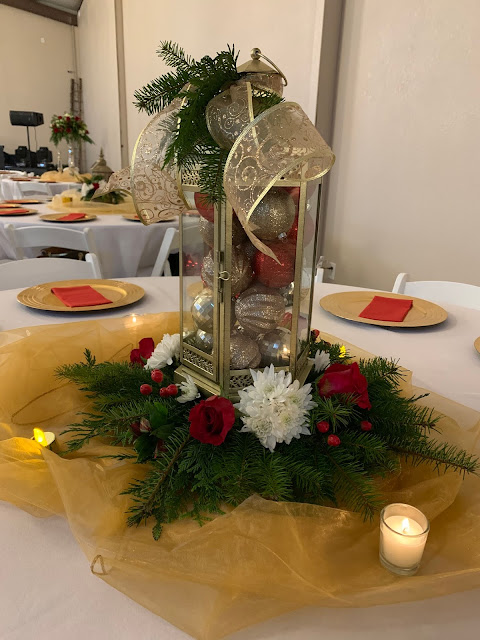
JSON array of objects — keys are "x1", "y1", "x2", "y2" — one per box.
[
  {"x1": 179, "y1": 186, "x2": 219, "y2": 382},
  {"x1": 295, "y1": 186, "x2": 319, "y2": 365}
]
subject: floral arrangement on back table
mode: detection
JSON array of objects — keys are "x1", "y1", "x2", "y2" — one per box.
[
  {"x1": 80, "y1": 175, "x2": 124, "y2": 205},
  {"x1": 50, "y1": 112, "x2": 93, "y2": 146},
  {"x1": 58, "y1": 331, "x2": 479, "y2": 539}
]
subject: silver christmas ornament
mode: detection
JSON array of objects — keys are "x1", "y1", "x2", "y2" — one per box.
[
  {"x1": 230, "y1": 333, "x2": 262, "y2": 370},
  {"x1": 195, "y1": 329, "x2": 214, "y2": 353},
  {"x1": 235, "y1": 285, "x2": 285, "y2": 337},
  {"x1": 258, "y1": 329, "x2": 291, "y2": 367},
  {"x1": 191, "y1": 289, "x2": 215, "y2": 332},
  {"x1": 248, "y1": 188, "x2": 296, "y2": 240}
]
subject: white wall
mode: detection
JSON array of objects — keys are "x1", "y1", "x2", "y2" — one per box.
[
  {"x1": 122, "y1": 0, "x2": 326, "y2": 159},
  {"x1": 76, "y1": 0, "x2": 122, "y2": 170},
  {"x1": 0, "y1": 5, "x2": 74, "y2": 161},
  {"x1": 323, "y1": 0, "x2": 480, "y2": 290}
]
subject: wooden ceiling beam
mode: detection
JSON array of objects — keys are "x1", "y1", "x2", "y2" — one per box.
[{"x1": 0, "y1": 0, "x2": 78, "y2": 26}]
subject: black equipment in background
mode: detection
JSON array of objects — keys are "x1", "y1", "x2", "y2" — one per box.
[
  {"x1": 0, "y1": 146, "x2": 4, "y2": 170},
  {"x1": 36, "y1": 146, "x2": 52, "y2": 168},
  {"x1": 9, "y1": 111, "x2": 44, "y2": 167},
  {"x1": 14, "y1": 146, "x2": 36, "y2": 168}
]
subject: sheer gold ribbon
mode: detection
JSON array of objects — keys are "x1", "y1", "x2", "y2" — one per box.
[
  {"x1": 0, "y1": 316, "x2": 480, "y2": 640},
  {"x1": 95, "y1": 80, "x2": 334, "y2": 258}
]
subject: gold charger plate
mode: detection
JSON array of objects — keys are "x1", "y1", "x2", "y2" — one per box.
[
  {"x1": 474, "y1": 337, "x2": 480, "y2": 354},
  {"x1": 0, "y1": 209, "x2": 37, "y2": 216},
  {"x1": 40, "y1": 213, "x2": 97, "y2": 223},
  {"x1": 5, "y1": 199, "x2": 44, "y2": 204},
  {"x1": 17, "y1": 279, "x2": 145, "y2": 312},
  {"x1": 122, "y1": 213, "x2": 142, "y2": 222},
  {"x1": 320, "y1": 291, "x2": 448, "y2": 328}
]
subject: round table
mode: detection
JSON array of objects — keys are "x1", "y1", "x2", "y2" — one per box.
[
  {"x1": 0, "y1": 204, "x2": 182, "y2": 278},
  {"x1": 0, "y1": 177, "x2": 79, "y2": 200},
  {"x1": 1, "y1": 279, "x2": 479, "y2": 639}
]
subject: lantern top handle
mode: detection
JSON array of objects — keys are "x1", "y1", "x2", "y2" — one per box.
[{"x1": 237, "y1": 48, "x2": 288, "y2": 87}]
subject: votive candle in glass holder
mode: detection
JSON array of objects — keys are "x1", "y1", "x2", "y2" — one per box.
[{"x1": 379, "y1": 503, "x2": 430, "y2": 576}]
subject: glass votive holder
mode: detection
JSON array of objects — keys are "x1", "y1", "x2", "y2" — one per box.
[{"x1": 379, "y1": 503, "x2": 430, "y2": 576}]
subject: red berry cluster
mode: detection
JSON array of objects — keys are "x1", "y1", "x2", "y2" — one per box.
[
  {"x1": 315, "y1": 418, "x2": 373, "y2": 446},
  {"x1": 139, "y1": 369, "x2": 178, "y2": 398}
]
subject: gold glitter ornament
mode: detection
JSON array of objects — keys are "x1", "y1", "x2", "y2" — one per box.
[
  {"x1": 199, "y1": 216, "x2": 247, "y2": 248},
  {"x1": 248, "y1": 188, "x2": 295, "y2": 241},
  {"x1": 235, "y1": 285, "x2": 285, "y2": 337},
  {"x1": 230, "y1": 333, "x2": 261, "y2": 370},
  {"x1": 258, "y1": 328, "x2": 291, "y2": 367},
  {"x1": 201, "y1": 248, "x2": 253, "y2": 295}
]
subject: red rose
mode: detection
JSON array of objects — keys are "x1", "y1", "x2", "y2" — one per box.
[
  {"x1": 92, "y1": 182, "x2": 99, "y2": 190},
  {"x1": 66, "y1": 127, "x2": 72, "y2": 133},
  {"x1": 75, "y1": 116, "x2": 80, "y2": 121},
  {"x1": 66, "y1": 116, "x2": 71, "y2": 122},
  {"x1": 58, "y1": 115, "x2": 62, "y2": 120},
  {"x1": 317, "y1": 362, "x2": 371, "y2": 410},
  {"x1": 86, "y1": 129, "x2": 89, "y2": 134},
  {"x1": 130, "y1": 337, "x2": 154, "y2": 366},
  {"x1": 189, "y1": 396, "x2": 235, "y2": 445},
  {"x1": 53, "y1": 127, "x2": 59, "y2": 133}
]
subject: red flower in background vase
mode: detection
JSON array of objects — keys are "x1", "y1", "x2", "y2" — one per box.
[
  {"x1": 189, "y1": 396, "x2": 235, "y2": 445},
  {"x1": 92, "y1": 182, "x2": 100, "y2": 190},
  {"x1": 130, "y1": 337, "x2": 155, "y2": 366},
  {"x1": 317, "y1": 362, "x2": 371, "y2": 410}
]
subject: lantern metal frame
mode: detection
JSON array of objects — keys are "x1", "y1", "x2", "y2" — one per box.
[{"x1": 175, "y1": 168, "x2": 323, "y2": 400}]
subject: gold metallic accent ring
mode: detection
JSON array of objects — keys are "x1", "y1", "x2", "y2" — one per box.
[{"x1": 251, "y1": 48, "x2": 288, "y2": 87}]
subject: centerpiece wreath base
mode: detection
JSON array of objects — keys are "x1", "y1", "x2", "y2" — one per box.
[{"x1": 0, "y1": 314, "x2": 480, "y2": 640}]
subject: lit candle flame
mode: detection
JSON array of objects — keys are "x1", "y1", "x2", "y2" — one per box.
[
  {"x1": 402, "y1": 517, "x2": 410, "y2": 534},
  {"x1": 33, "y1": 428, "x2": 48, "y2": 447}
]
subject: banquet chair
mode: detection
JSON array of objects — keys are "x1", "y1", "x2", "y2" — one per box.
[
  {"x1": 0, "y1": 255, "x2": 99, "y2": 290},
  {"x1": 392, "y1": 273, "x2": 480, "y2": 310},
  {"x1": 5, "y1": 224, "x2": 103, "y2": 278},
  {"x1": 151, "y1": 220, "x2": 200, "y2": 277},
  {"x1": 15, "y1": 181, "x2": 51, "y2": 198}
]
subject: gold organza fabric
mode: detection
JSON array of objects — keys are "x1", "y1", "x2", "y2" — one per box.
[{"x1": 1, "y1": 315, "x2": 480, "y2": 640}]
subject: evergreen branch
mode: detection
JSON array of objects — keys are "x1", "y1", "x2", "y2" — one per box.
[
  {"x1": 157, "y1": 41, "x2": 196, "y2": 71},
  {"x1": 390, "y1": 437, "x2": 479, "y2": 476}
]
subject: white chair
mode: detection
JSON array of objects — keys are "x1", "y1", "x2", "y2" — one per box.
[
  {"x1": 5, "y1": 224, "x2": 103, "y2": 278},
  {"x1": 151, "y1": 220, "x2": 200, "y2": 277},
  {"x1": 392, "y1": 273, "x2": 480, "y2": 310},
  {"x1": 0, "y1": 256, "x2": 99, "y2": 290},
  {"x1": 15, "y1": 181, "x2": 52, "y2": 198}
]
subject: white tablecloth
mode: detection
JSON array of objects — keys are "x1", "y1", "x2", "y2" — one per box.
[
  {"x1": 0, "y1": 204, "x2": 182, "y2": 278},
  {"x1": 0, "y1": 178, "x2": 79, "y2": 200},
  {"x1": 1, "y1": 279, "x2": 479, "y2": 639}
]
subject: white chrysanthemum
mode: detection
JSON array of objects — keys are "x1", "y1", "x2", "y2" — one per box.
[
  {"x1": 145, "y1": 333, "x2": 180, "y2": 370},
  {"x1": 313, "y1": 350, "x2": 330, "y2": 373},
  {"x1": 235, "y1": 365, "x2": 314, "y2": 452},
  {"x1": 80, "y1": 182, "x2": 90, "y2": 197},
  {"x1": 176, "y1": 374, "x2": 200, "y2": 404}
]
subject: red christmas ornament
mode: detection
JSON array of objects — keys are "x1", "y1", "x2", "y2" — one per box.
[
  {"x1": 254, "y1": 242, "x2": 296, "y2": 289},
  {"x1": 316, "y1": 420, "x2": 330, "y2": 433},
  {"x1": 140, "y1": 384, "x2": 152, "y2": 396},
  {"x1": 166, "y1": 384, "x2": 178, "y2": 397},
  {"x1": 327, "y1": 434, "x2": 341, "y2": 447},
  {"x1": 360, "y1": 420, "x2": 372, "y2": 431},
  {"x1": 159, "y1": 387, "x2": 169, "y2": 398},
  {"x1": 311, "y1": 329, "x2": 320, "y2": 341},
  {"x1": 194, "y1": 192, "x2": 215, "y2": 223},
  {"x1": 151, "y1": 369, "x2": 164, "y2": 384},
  {"x1": 287, "y1": 213, "x2": 299, "y2": 242}
]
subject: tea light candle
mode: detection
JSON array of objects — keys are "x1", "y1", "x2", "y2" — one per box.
[
  {"x1": 379, "y1": 503, "x2": 429, "y2": 575},
  {"x1": 31, "y1": 428, "x2": 56, "y2": 450}
]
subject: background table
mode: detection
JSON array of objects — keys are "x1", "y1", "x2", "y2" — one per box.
[
  {"x1": 0, "y1": 204, "x2": 182, "y2": 278},
  {"x1": 1, "y1": 278, "x2": 479, "y2": 639},
  {"x1": 0, "y1": 177, "x2": 79, "y2": 200}
]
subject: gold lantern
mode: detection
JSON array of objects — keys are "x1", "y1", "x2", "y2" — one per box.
[{"x1": 174, "y1": 49, "x2": 335, "y2": 399}]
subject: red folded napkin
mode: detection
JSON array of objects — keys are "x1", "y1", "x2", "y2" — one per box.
[
  {"x1": 0, "y1": 208, "x2": 29, "y2": 214},
  {"x1": 51, "y1": 285, "x2": 112, "y2": 308},
  {"x1": 57, "y1": 213, "x2": 86, "y2": 221},
  {"x1": 359, "y1": 295, "x2": 413, "y2": 322}
]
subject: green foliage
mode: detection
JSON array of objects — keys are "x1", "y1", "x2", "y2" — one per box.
[
  {"x1": 132, "y1": 41, "x2": 283, "y2": 203},
  {"x1": 58, "y1": 341, "x2": 479, "y2": 539}
]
